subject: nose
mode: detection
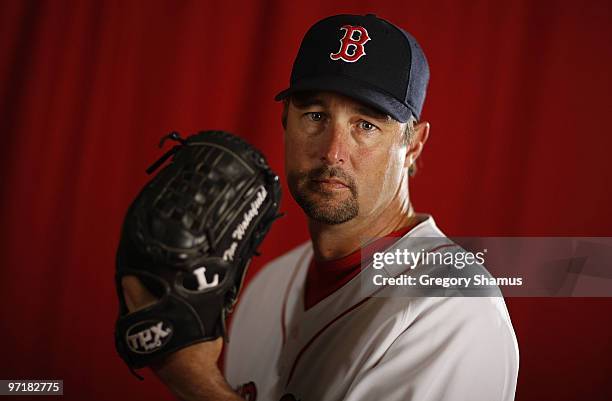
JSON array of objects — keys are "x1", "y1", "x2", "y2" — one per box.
[{"x1": 320, "y1": 122, "x2": 348, "y2": 165}]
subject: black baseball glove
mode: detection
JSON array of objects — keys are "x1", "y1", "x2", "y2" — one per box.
[{"x1": 114, "y1": 130, "x2": 282, "y2": 375}]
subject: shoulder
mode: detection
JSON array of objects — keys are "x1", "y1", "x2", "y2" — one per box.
[
  {"x1": 363, "y1": 215, "x2": 519, "y2": 379},
  {"x1": 345, "y1": 296, "x2": 519, "y2": 401},
  {"x1": 412, "y1": 296, "x2": 519, "y2": 399},
  {"x1": 243, "y1": 241, "x2": 312, "y2": 296},
  {"x1": 408, "y1": 296, "x2": 517, "y2": 345}
]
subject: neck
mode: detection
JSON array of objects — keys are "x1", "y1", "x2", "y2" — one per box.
[{"x1": 308, "y1": 196, "x2": 417, "y2": 262}]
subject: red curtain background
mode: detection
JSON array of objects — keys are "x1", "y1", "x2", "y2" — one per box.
[{"x1": 1, "y1": 0, "x2": 611, "y2": 400}]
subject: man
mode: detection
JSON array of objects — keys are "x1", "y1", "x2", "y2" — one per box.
[{"x1": 123, "y1": 13, "x2": 519, "y2": 401}]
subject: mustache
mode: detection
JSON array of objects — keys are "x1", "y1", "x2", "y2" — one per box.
[{"x1": 305, "y1": 166, "x2": 357, "y2": 193}]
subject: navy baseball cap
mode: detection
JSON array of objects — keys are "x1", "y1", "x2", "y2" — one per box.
[{"x1": 275, "y1": 14, "x2": 430, "y2": 122}]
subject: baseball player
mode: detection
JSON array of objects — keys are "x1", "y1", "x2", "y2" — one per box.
[{"x1": 118, "y1": 13, "x2": 519, "y2": 401}]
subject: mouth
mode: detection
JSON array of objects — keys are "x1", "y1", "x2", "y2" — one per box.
[{"x1": 311, "y1": 178, "x2": 349, "y2": 190}]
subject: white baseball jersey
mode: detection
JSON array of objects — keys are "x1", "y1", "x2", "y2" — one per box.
[{"x1": 225, "y1": 214, "x2": 519, "y2": 401}]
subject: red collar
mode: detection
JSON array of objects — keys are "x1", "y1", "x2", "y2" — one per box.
[{"x1": 304, "y1": 223, "x2": 417, "y2": 310}]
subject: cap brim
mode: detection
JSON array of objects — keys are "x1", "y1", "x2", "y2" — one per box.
[{"x1": 274, "y1": 75, "x2": 413, "y2": 122}]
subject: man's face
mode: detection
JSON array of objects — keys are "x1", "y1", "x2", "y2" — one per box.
[{"x1": 284, "y1": 91, "x2": 409, "y2": 225}]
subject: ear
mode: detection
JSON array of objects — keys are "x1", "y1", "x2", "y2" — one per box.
[{"x1": 404, "y1": 121, "x2": 430, "y2": 168}]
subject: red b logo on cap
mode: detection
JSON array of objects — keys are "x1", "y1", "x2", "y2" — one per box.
[{"x1": 330, "y1": 25, "x2": 371, "y2": 63}]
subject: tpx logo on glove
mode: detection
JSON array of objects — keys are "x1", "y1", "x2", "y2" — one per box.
[{"x1": 126, "y1": 320, "x2": 173, "y2": 354}]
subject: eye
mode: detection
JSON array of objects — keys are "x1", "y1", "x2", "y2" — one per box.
[
  {"x1": 359, "y1": 120, "x2": 378, "y2": 132},
  {"x1": 307, "y1": 112, "x2": 324, "y2": 122}
]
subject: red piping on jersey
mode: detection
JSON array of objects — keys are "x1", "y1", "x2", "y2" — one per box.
[
  {"x1": 286, "y1": 296, "x2": 372, "y2": 386},
  {"x1": 284, "y1": 242, "x2": 460, "y2": 386}
]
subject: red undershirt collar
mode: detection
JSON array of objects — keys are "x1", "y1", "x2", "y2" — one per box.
[{"x1": 304, "y1": 223, "x2": 419, "y2": 310}]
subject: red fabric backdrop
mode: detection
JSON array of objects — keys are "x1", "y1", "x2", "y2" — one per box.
[{"x1": 1, "y1": 0, "x2": 611, "y2": 400}]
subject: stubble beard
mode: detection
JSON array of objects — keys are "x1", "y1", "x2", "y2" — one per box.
[{"x1": 288, "y1": 166, "x2": 359, "y2": 225}]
